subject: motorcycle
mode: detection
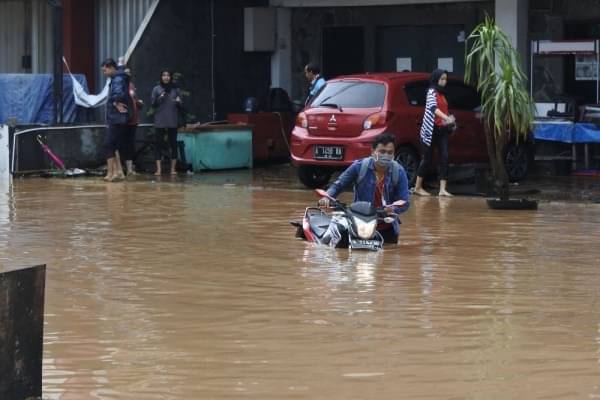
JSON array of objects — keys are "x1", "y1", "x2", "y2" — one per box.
[{"x1": 291, "y1": 189, "x2": 406, "y2": 251}]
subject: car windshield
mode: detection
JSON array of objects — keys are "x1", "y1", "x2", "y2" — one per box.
[{"x1": 310, "y1": 81, "x2": 385, "y2": 108}]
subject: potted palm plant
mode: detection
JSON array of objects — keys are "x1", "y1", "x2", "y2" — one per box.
[{"x1": 465, "y1": 17, "x2": 538, "y2": 210}]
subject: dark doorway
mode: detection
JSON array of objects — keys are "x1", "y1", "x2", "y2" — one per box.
[
  {"x1": 322, "y1": 26, "x2": 365, "y2": 79},
  {"x1": 376, "y1": 25, "x2": 466, "y2": 76}
]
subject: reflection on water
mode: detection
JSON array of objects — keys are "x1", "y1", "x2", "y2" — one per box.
[{"x1": 1, "y1": 176, "x2": 600, "y2": 399}]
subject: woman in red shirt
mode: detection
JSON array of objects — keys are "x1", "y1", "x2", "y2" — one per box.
[{"x1": 415, "y1": 69, "x2": 455, "y2": 196}]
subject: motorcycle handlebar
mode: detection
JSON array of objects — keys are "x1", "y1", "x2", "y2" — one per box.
[{"x1": 376, "y1": 208, "x2": 399, "y2": 220}]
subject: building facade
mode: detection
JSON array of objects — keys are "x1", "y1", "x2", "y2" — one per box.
[{"x1": 2, "y1": 0, "x2": 600, "y2": 120}]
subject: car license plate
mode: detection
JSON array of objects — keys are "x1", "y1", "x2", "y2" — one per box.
[
  {"x1": 314, "y1": 145, "x2": 344, "y2": 160},
  {"x1": 350, "y1": 238, "x2": 382, "y2": 251}
]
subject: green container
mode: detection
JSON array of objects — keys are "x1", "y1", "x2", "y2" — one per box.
[{"x1": 178, "y1": 125, "x2": 253, "y2": 171}]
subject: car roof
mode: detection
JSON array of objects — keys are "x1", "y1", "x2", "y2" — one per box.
[
  {"x1": 326, "y1": 72, "x2": 467, "y2": 85},
  {"x1": 327, "y1": 72, "x2": 431, "y2": 83}
]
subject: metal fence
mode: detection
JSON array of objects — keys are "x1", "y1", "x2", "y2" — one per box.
[{"x1": 95, "y1": 0, "x2": 157, "y2": 87}]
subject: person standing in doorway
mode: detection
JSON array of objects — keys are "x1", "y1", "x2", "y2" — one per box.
[
  {"x1": 414, "y1": 69, "x2": 456, "y2": 197},
  {"x1": 304, "y1": 62, "x2": 326, "y2": 106},
  {"x1": 121, "y1": 67, "x2": 143, "y2": 176},
  {"x1": 101, "y1": 58, "x2": 130, "y2": 182},
  {"x1": 151, "y1": 69, "x2": 182, "y2": 176}
]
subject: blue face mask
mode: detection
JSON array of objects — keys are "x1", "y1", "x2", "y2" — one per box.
[{"x1": 373, "y1": 153, "x2": 393, "y2": 168}]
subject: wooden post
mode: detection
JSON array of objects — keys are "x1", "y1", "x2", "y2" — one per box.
[{"x1": 0, "y1": 265, "x2": 46, "y2": 400}]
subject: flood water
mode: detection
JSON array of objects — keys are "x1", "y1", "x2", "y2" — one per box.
[{"x1": 1, "y1": 171, "x2": 600, "y2": 399}]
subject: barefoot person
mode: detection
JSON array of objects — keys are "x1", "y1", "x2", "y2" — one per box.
[
  {"x1": 121, "y1": 67, "x2": 143, "y2": 176},
  {"x1": 151, "y1": 69, "x2": 182, "y2": 176},
  {"x1": 101, "y1": 58, "x2": 130, "y2": 182},
  {"x1": 414, "y1": 69, "x2": 456, "y2": 196}
]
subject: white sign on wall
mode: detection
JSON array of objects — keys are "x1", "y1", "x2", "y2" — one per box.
[
  {"x1": 438, "y1": 57, "x2": 454, "y2": 72},
  {"x1": 575, "y1": 55, "x2": 598, "y2": 81},
  {"x1": 396, "y1": 57, "x2": 412, "y2": 72}
]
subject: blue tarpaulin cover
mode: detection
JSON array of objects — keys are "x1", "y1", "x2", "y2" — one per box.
[
  {"x1": 573, "y1": 123, "x2": 600, "y2": 143},
  {"x1": 533, "y1": 121, "x2": 600, "y2": 143},
  {"x1": 0, "y1": 74, "x2": 88, "y2": 125},
  {"x1": 533, "y1": 121, "x2": 575, "y2": 143}
]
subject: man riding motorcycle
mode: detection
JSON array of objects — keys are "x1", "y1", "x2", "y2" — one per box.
[{"x1": 318, "y1": 133, "x2": 410, "y2": 245}]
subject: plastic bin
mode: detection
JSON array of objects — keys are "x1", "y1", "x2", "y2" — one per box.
[{"x1": 178, "y1": 125, "x2": 253, "y2": 171}]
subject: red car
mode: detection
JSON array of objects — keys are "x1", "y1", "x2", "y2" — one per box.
[{"x1": 291, "y1": 72, "x2": 531, "y2": 188}]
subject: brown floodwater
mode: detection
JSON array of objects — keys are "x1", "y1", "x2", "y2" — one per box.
[{"x1": 1, "y1": 171, "x2": 600, "y2": 399}]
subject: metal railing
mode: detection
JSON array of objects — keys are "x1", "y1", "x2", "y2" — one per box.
[{"x1": 11, "y1": 123, "x2": 154, "y2": 174}]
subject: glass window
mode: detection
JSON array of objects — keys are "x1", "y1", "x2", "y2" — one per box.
[
  {"x1": 445, "y1": 82, "x2": 481, "y2": 111},
  {"x1": 310, "y1": 81, "x2": 386, "y2": 108},
  {"x1": 405, "y1": 80, "x2": 481, "y2": 111},
  {"x1": 404, "y1": 81, "x2": 429, "y2": 107}
]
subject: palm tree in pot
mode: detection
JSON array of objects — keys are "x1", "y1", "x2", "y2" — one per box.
[{"x1": 465, "y1": 17, "x2": 537, "y2": 210}]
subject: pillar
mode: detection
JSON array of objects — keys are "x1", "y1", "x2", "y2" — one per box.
[{"x1": 270, "y1": 7, "x2": 292, "y2": 95}]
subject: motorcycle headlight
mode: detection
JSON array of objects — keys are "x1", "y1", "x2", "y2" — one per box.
[{"x1": 353, "y1": 217, "x2": 377, "y2": 239}]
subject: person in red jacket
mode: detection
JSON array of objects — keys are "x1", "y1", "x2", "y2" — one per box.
[
  {"x1": 414, "y1": 69, "x2": 456, "y2": 197},
  {"x1": 119, "y1": 67, "x2": 143, "y2": 176}
]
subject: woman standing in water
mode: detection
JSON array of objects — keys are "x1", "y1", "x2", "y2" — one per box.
[
  {"x1": 151, "y1": 69, "x2": 182, "y2": 176},
  {"x1": 414, "y1": 69, "x2": 456, "y2": 197}
]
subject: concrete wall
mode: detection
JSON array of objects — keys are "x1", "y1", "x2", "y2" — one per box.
[
  {"x1": 0, "y1": 265, "x2": 46, "y2": 400},
  {"x1": 128, "y1": 0, "x2": 272, "y2": 123},
  {"x1": 289, "y1": 1, "x2": 492, "y2": 101},
  {"x1": 495, "y1": 0, "x2": 528, "y2": 62},
  {"x1": 0, "y1": 126, "x2": 9, "y2": 184},
  {"x1": 271, "y1": 8, "x2": 293, "y2": 94}
]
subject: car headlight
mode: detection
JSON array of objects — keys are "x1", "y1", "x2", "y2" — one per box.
[{"x1": 353, "y1": 217, "x2": 377, "y2": 239}]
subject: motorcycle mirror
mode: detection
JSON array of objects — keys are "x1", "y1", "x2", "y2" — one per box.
[{"x1": 314, "y1": 188, "x2": 336, "y2": 201}]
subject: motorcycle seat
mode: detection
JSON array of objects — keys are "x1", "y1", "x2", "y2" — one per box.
[{"x1": 308, "y1": 214, "x2": 331, "y2": 238}]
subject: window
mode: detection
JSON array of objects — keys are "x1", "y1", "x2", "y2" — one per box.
[
  {"x1": 404, "y1": 81, "x2": 429, "y2": 107},
  {"x1": 404, "y1": 80, "x2": 481, "y2": 111},
  {"x1": 445, "y1": 82, "x2": 481, "y2": 111},
  {"x1": 311, "y1": 81, "x2": 386, "y2": 108}
]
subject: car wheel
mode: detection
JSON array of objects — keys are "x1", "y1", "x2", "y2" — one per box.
[
  {"x1": 505, "y1": 143, "x2": 530, "y2": 182},
  {"x1": 297, "y1": 165, "x2": 333, "y2": 188},
  {"x1": 395, "y1": 146, "x2": 419, "y2": 187}
]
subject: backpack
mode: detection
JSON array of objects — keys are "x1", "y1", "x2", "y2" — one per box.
[{"x1": 356, "y1": 157, "x2": 402, "y2": 192}]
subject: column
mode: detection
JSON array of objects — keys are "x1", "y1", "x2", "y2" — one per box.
[
  {"x1": 270, "y1": 7, "x2": 292, "y2": 94},
  {"x1": 495, "y1": 0, "x2": 529, "y2": 65}
]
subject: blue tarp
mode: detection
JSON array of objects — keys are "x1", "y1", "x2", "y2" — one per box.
[
  {"x1": 573, "y1": 123, "x2": 600, "y2": 143},
  {"x1": 533, "y1": 122, "x2": 600, "y2": 143},
  {"x1": 0, "y1": 74, "x2": 88, "y2": 125},
  {"x1": 533, "y1": 122, "x2": 575, "y2": 143}
]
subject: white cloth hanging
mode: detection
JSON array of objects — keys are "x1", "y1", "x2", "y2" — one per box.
[{"x1": 63, "y1": 56, "x2": 110, "y2": 108}]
